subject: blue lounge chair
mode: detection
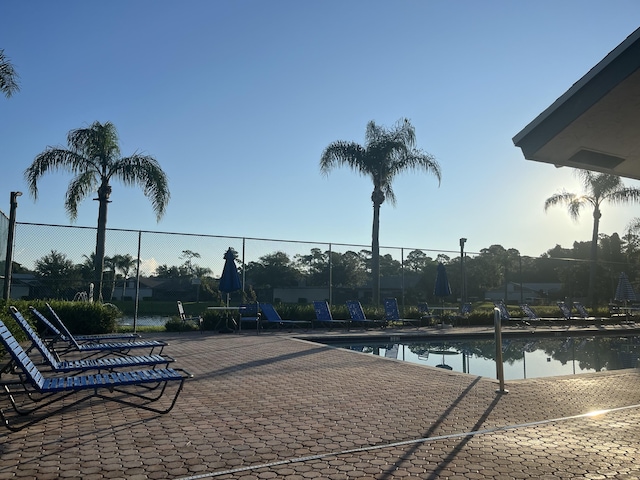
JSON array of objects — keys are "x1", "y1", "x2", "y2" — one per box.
[
  {"x1": 238, "y1": 303, "x2": 261, "y2": 334},
  {"x1": 312, "y1": 301, "x2": 349, "y2": 329},
  {"x1": 346, "y1": 301, "x2": 387, "y2": 328},
  {"x1": 383, "y1": 298, "x2": 420, "y2": 327},
  {"x1": 450, "y1": 302, "x2": 472, "y2": 326},
  {"x1": 519, "y1": 304, "x2": 542, "y2": 322},
  {"x1": 9, "y1": 307, "x2": 174, "y2": 373},
  {"x1": 37, "y1": 302, "x2": 140, "y2": 344},
  {"x1": 258, "y1": 303, "x2": 311, "y2": 330},
  {"x1": 521, "y1": 304, "x2": 565, "y2": 322},
  {"x1": 573, "y1": 302, "x2": 594, "y2": 319},
  {"x1": 495, "y1": 301, "x2": 530, "y2": 327},
  {"x1": 417, "y1": 303, "x2": 438, "y2": 326},
  {"x1": 557, "y1": 301, "x2": 579, "y2": 320},
  {"x1": 30, "y1": 307, "x2": 167, "y2": 357},
  {"x1": 0, "y1": 319, "x2": 191, "y2": 431}
]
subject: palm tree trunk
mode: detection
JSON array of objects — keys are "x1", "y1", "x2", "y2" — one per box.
[
  {"x1": 372, "y1": 201, "x2": 381, "y2": 305},
  {"x1": 588, "y1": 207, "x2": 601, "y2": 307},
  {"x1": 93, "y1": 185, "x2": 111, "y2": 302},
  {"x1": 109, "y1": 270, "x2": 116, "y2": 301}
]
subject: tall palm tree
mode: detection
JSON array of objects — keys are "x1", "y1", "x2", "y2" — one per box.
[
  {"x1": 0, "y1": 49, "x2": 20, "y2": 98},
  {"x1": 25, "y1": 121, "x2": 170, "y2": 302},
  {"x1": 320, "y1": 118, "x2": 441, "y2": 304},
  {"x1": 544, "y1": 169, "x2": 640, "y2": 306}
]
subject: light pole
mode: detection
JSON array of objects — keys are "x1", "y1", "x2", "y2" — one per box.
[
  {"x1": 459, "y1": 238, "x2": 467, "y2": 308},
  {"x1": 3, "y1": 191, "x2": 22, "y2": 300}
]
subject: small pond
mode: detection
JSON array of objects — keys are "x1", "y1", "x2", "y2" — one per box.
[{"x1": 118, "y1": 316, "x2": 168, "y2": 327}]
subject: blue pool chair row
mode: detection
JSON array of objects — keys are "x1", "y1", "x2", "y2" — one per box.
[
  {"x1": 8, "y1": 307, "x2": 175, "y2": 373},
  {"x1": 0, "y1": 306, "x2": 191, "y2": 431},
  {"x1": 30, "y1": 305, "x2": 166, "y2": 358}
]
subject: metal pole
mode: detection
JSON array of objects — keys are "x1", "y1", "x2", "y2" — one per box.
[
  {"x1": 494, "y1": 307, "x2": 508, "y2": 394},
  {"x1": 401, "y1": 248, "x2": 405, "y2": 314},
  {"x1": 133, "y1": 230, "x2": 142, "y2": 333},
  {"x1": 519, "y1": 254, "x2": 523, "y2": 305},
  {"x1": 242, "y1": 238, "x2": 246, "y2": 293},
  {"x1": 459, "y1": 238, "x2": 466, "y2": 309},
  {"x1": 328, "y1": 243, "x2": 333, "y2": 306},
  {"x1": 3, "y1": 192, "x2": 22, "y2": 301}
]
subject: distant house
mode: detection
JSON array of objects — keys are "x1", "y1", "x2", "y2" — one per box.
[
  {"x1": 7, "y1": 273, "x2": 43, "y2": 299},
  {"x1": 484, "y1": 282, "x2": 563, "y2": 304},
  {"x1": 272, "y1": 287, "x2": 330, "y2": 304},
  {"x1": 112, "y1": 277, "x2": 155, "y2": 300},
  {"x1": 272, "y1": 273, "x2": 423, "y2": 305}
]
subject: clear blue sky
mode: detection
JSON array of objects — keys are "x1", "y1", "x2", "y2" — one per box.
[{"x1": 2, "y1": 0, "x2": 640, "y2": 259}]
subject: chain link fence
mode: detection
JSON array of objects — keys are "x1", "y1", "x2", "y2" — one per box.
[{"x1": 10, "y1": 222, "x2": 465, "y2": 308}]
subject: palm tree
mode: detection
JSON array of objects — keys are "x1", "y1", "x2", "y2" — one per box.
[
  {"x1": 544, "y1": 169, "x2": 640, "y2": 306},
  {"x1": 0, "y1": 49, "x2": 20, "y2": 98},
  {"x1": 106, "y1": 253, "x2": 136, "y2": 300},
  {"x1": 114, "y1": 254, "x2": 135, "y2": 300},
  {"x1": 25, "y1": 121, "x2": 170, "y2": 302},
  {"x1": 320, "y1": 118, "x2": 441, "y2": 304}
]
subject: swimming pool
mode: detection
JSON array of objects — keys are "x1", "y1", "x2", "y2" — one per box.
[{"x1": 324, "y1": 334, "x2": 640, "y2": 380}]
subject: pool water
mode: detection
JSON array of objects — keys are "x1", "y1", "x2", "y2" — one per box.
[{"x1": 331, "y1": 335, "x2": 640, "y2": 380}]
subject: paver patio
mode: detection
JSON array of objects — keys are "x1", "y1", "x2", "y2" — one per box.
[{"x1": 1, "y1": 325, "x2": 640, "y2": 479}]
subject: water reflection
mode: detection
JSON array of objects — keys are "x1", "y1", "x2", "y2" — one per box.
[{"x1": 334, "y1": 335, "x2": 640, "y2": 380}]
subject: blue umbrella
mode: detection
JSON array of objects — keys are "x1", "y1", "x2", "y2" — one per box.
[
  {"x1": 433, "y1": 263, "x2": 452, "y2": 327},
  {"x1": 434, "y1": 262, "x2": 452, "y2": 298},
  {"x1": 219, "y1": 248, "x2": 241, "y2": 305}
]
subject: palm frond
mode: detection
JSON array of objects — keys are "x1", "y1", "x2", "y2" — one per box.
[
  {"x1": 0, "y1": 49, "x2": 20, "y2": 98},
  {"x1": 544, "y1": 191, "x2": 586, "y2": 221},
  {"x1": 111, "y1": 154, "x2": 170, "y2": 220},
  {"x1": 24, "y1": 149, "x2": 90, "y2": 199},
  {"x1": 567, "y1": 197, "x2": 587, "y2": 220},
  {"x1": 64, "y1": 171, "x2": 98, "y2": 220},
  {"x1": 389, "y1": 150, "x2": 442, "y2": 185},
  {"x1": 68, "y1": 121, "x2": 120, "y2": 165},
  {"x1": 319, "y1": 142, "x2": 368, "y2": 176},
  {"x1": 605, "y1": 186, "x2": 640, "y2": 205}
]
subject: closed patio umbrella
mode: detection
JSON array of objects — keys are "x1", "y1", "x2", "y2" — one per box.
[
  {"x1": 433, "y1": 263, "x2": 452, "y2": 327},
  {"x1": 219, "y1": 247, "x2": 242, "y2": 305},
  {"x1": 218, "y1": 247, "x2": 242, "y2": 333},
  {"x1": 434, "y1": 262, "x2": 451, "y2": 299}
]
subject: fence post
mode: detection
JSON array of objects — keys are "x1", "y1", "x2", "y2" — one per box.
[
  {"x1": 133, "y1": 230, "x2": 142, "y2": 333},
  {"x1": 329, "y1": 243, "x2": 332, "y2": 306},
  {"x1": 3, "y1": 192, "x2": 22, "y2": 301},
  {"x1": 494, "y1": 307, "x2": 508, "y2": 394}
]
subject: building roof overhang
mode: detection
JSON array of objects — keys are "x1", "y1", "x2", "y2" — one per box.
[{"x1": 513, "y1": 27, "x2": 640, "y2": 180}]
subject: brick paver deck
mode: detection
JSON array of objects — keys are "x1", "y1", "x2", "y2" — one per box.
[{"x1": 1, "y1": 324, "x2": 640, "y2": 479}]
